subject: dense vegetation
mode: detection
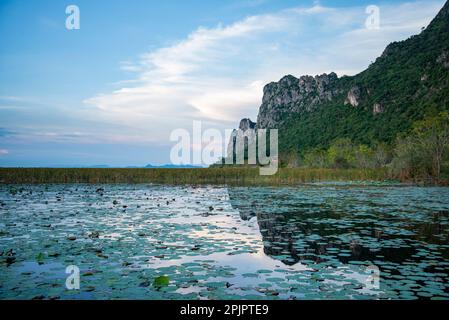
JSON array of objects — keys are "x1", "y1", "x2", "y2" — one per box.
[
  {"x1": 4, "y1": 113, "x2": 448, "y2": 186},
  {"x1": 0, "y1": 167, "x2": 392, "y2": 185},
  {"x1": 276, "y1": 1, "x2": 449, "y2": 182},
  {"x1": 286, "y1": 113, "x2": 449, "y2": 183}
]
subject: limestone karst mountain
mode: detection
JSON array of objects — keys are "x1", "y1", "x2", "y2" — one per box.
[{"x1": 229, "y1": 1, "x2": 449, "y2": 162}]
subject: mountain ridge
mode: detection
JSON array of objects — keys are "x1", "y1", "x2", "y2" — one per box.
[{"x1": 234, "y1": 0, "x2": 449, "y2": 161}]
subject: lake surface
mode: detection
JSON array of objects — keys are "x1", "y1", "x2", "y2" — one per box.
[{"x1": 1, "y1": 183, "x2": 449, "y2": 300}]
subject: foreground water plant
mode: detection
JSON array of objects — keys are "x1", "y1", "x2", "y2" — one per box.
[
  {"x1": 0, "y1": 168, "x2": 395, "y2": 185},
  {"x1": 1, "y1": 184, "x2": 449, "y2": 300}
]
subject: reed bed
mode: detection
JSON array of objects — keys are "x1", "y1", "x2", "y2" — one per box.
[{"x1": 0, "y1": 167, "x2": 393, "y2": 185}]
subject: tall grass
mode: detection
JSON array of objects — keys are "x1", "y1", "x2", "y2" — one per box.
[{"x1": 0, "y1": 167, "x2": 393, "y2": 185}]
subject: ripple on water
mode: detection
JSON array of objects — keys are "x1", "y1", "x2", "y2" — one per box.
[{"x1": 1, "y1": 184, "x2": 449, "y2": 300}]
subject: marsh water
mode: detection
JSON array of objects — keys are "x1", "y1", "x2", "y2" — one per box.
[{"x1": 1, "y1": 183, "x2": 449, "y2": 300}]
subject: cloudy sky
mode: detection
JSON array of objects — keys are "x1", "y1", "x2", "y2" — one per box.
[{"x1": 0, "y1": 0, "x2": 446, "y2": 167}]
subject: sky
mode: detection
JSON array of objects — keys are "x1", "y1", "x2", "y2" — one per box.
[{"x1": 0, "y1": 0, "x2": 446, "y2": 167}]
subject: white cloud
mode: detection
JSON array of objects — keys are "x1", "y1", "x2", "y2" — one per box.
[
  {"x1": 0, "y1": 149, "x2": 8, "y2": 156},
  {"x1": 189, "y1": 81, "x2": 265, "y2": 122},
  {"x1": 83, "y1": 1, "x2": 444, "y2": 144}
]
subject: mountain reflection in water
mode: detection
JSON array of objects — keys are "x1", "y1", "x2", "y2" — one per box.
[
  {"x1": 228, "y1": 185, "x2": 449, "y2": 282},
  {"x1": 1, "y1": 184, "x2": 449, "y2": 300}
]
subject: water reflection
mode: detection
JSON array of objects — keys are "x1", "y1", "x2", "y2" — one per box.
[
  {"x1": 1, "y1": 184, "x2": 449, "y2": 300},
  {"x1": 228, "y1": 185, "x2": 449, "y2": 297}
]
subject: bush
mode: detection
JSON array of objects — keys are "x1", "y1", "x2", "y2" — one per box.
[{"x1": 391, "y1": 112, "x2": 449, "y2": 181}]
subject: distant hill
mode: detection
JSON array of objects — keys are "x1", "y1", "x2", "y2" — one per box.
[
  {"x1": 145, "y1": 164, "x2": 203, "y2": 169},
  {"x1": 12, "y1": 164, "x2": 204, "y2": 169}
]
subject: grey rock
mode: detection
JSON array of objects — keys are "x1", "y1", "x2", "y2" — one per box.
[
  {"x1": 238, "y1": 118, "x2": 256, "y2": 131},
  {"x1": 373, "y1": 103, "x2": 384, "y2": 115},
  {"x1": 344, "y1": 86, "x2": 361, "y2": 107},
  {"x1": 226, "y1": 118, "x2": 257, "y2": 160},
  {"x1": 437, "y1": 51, "x2": 449, "y2": 68},
  {"x1": 257, "y1": 72, "x2": 341, "y2": 129}
]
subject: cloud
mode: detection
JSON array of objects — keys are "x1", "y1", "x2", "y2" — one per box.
[
  {"x1": 188, "y1": 81, "x2": 265, "y2": 122},
  {"x1": 84, "y1": 4, "x2": 324, "y2": 133},
  {"x1": 2, "y1": 1, "x2": 444, "y2": 155},
  {"x1": 0, "y1": 95, "x2": 164, "y2": 146},
  {"x1": 0, "y1": 0, "x2": 445, "y2": 166},
  {"x1": 84, "y1": 1, "x2": 444, "y2": 143}
]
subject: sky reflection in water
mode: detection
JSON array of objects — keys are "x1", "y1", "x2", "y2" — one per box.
[{"x1": 1, "y1": 184, "x2": 449, "y2": 300}]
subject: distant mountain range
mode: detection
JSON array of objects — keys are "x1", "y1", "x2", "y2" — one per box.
[
  {"x1": 11, "y1": 164, "x2": 204, "y2": 169},
  {"x1": 144, "y1": 164, "x2": 203, "y2": 169}
]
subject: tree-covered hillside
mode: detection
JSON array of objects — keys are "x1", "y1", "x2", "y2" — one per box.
[{"x1": 259, "y1": 1, "x2": 449, "y2": 158}]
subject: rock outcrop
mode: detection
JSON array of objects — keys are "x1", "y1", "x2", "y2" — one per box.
[
  {"x1": 257, "y1": 73, "x2": 341, "y2": 128},
  {"x1": 344, "y1": 86, "x2": 361, "y2": 107},
  {"x1": 238, "y1": 118, "x2": 256, "y2": 131},
  {"x1": 226, "y1": 118, "x2": 257, "y2": 160},
  {"x1": 373, "y1": 103, "x2": 383, "y2": 115},
  {"x1": 437, "y1": 51, "x2": 449, "y2": 68}
]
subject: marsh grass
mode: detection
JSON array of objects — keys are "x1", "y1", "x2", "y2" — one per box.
[{"x1": 0, "y1": 167, "x2": 393, "y2": 185}]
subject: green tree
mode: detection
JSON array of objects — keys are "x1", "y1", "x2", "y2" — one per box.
[
  {"x1": 391, "y1": 112, "x2": 449, "y2": 181},
  {"x1": 391, "y1": 135, "x2": 430, "y2": 180},
  {"x1": 412, "y1": 112, "x2": 449, "y2": 180},
  {"x1": 354, "y1": 145, "x2": 375, "y2": 169},
  {"x1": 327, "y1": 138, "x2": 355, "y2": 168},
  {"x1": 303, "y1": 148, "x2": 328, "y2": 168},
  {"x1": 372, "y1": 143, "x2": 393, "y2": 168}
]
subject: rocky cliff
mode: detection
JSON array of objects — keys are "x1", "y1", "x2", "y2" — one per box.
[
  {"x1": 226, "y1": 118, "x2": 257, "y2": 160},
  {"x1": 257, "y1": 73, "x2": 342, "y2": 128}
]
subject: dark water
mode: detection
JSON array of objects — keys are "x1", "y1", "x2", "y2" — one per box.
[{"x1": 1, "y1": 183, "x2": 449, "y2": 300}]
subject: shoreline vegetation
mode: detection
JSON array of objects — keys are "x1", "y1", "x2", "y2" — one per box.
[
  {"x1": 213, "y1": 112, "x2": 449, "y2": 186},
  {"x1": 0, "y1": 167, "x2": 447, "y2": 186},
  {"x1": 1, "y1": 114, "x2": 447, "y2": 186}
]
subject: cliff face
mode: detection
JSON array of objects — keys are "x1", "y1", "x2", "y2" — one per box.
[
  {"x1": 238, "y1": 118, "x2": 256, "y2": 131},
  {"x1": 226, "y1": 118, "x2": 257, "y2": 160},
  {"x1": 244, "y1": 0, "x2": 449, "y2": 154},
  {"x1": 257, "y1": 73, "x2": 342, "y2": 128}
]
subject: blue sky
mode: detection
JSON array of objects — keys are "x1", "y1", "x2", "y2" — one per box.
[{"x1": 0, "y1": 0, "x2": 446, "y2": 167}]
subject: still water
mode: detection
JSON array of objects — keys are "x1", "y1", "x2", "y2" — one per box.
[{"x1": 1, "y1": 183, "x2": 449, "y2": 300}]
